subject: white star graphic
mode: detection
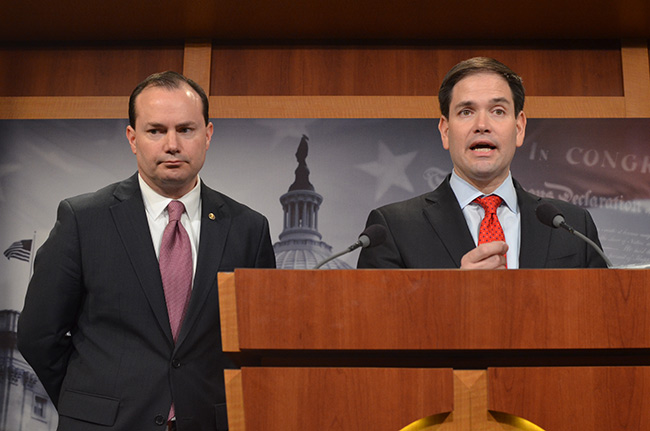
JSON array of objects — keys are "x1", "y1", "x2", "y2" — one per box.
[{"x1": 356, "y1": 142, "x2": 418, "y2": 201}]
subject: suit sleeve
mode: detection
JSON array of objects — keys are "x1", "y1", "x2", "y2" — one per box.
[
  {"x1": 254, "y1": 216, "x2": 276, "y2": 268},
  {"x1": 357, "y1": 209, "x2": 406, "y2": 269},
  {"x1": 17, "y1": 199, "x2": 85, "y2": 406}
]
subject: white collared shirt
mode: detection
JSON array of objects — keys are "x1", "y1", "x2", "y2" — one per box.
[
  {"x1": 449, "y1": 171, "x2": 521, "y2": 268},
  {"x1": 138, "y1": 174, "x2": 202, "y2": 279}
]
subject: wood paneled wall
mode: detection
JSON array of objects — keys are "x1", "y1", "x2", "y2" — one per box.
[
  {"x1": 0, "y1": 43, "x2": 185, "y2": 96},
  {"x1": 1, "y1": 40, "x2": 649, "y2": 119},
  {"x1": 211, "y1": 43, "x2": 624, "y2": 96}
]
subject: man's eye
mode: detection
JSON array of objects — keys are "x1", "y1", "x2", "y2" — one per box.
[
  {"x1": 148, "y1": 129, "x2": 161, "y2": 135},
  {"x1": 179, "y1": 128, "x2": 192, "y2": 134},
  {"x1": 460, "y1": 109, "x2": 472, "y2": 116}
]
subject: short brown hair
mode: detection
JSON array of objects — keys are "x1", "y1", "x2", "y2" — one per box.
[
  {"x1": 438, "y1": 57, "x2": 525, "y2": 119},
  {"x1": 128, "y1": 71, "x2": 209, "y2": 128}
]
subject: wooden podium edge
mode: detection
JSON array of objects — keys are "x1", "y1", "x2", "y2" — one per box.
[
  {"x1": 218, "y1": 272, "x2": 240, "y2": 352},
  {"x1": 224, "y1": 369, "x2": 245, "y2": 431}
]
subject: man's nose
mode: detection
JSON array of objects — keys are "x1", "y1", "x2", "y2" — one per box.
[
  {"x1": 474, "y1": 111, "x2": 490, "y2": 133},
  {"x1": 164, "y1": 132, "x2": 179, "y2": 152}
]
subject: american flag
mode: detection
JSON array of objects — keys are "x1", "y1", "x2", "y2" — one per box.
[{"x1": 3, "y1": 240, "x2": 32, "y2": 262}]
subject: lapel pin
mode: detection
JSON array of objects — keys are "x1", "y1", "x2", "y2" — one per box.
[{"x1": 209, "y1": 213, "x2": 216, "y2": 220}]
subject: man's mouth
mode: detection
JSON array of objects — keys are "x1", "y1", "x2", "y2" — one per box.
[
  {"x1": 160, "y1": 159, "x2": 186, "y2": 165},
  {"x1": 470, "y1": 142, "x2": 496, "y2": 152}
]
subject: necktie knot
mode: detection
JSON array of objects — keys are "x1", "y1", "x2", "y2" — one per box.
[
  {"x1": 474, "y1": 195, "x2": 503, "y2": 215},
  {"x1": 167, "y1": 200, "x2": 185, "y2": 222},
  {"x1": 473, "y1": 194, "x2": 507, "y2": 267}
]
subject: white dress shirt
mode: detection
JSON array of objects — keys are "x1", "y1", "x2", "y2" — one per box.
[
  {"x1": 138, "y1": 174, "x2": 202, "y2": 280},
  {"x1": 449, "y1": 171, "x2": 521, "y2": 268}
]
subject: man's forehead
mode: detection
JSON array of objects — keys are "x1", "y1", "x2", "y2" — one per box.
[
  {"x1": 133, "y1": 89, "x2": 204, "y2": 129},
  {"x1": 451, "y1": 72, "x2": 514, "y2": 104},
  {"x1": 138, "y1": 83, "x2": 197, "y2": 101}
]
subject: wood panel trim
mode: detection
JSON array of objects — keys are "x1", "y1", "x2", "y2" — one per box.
[
  {"x1": 224, "y1": 370, "x2": 245, "y2": 431},
  {"x1": 621, "y1": 40, "x2": 650, "y2": 117},
  {"x1": 210, "y1": 96, "x2": 440, "y2": 118},
  {"x1": 211, "y1": 96, "x2": 627, "y2": 118},
  {"x1": 525, "y1": 96, "x2": 627, "y2": 118},
  {"x1": 218, "y1": 272, "x2": 240, "y2": 352},
  {"x1": 0, "y1": 95, "x2": 631, "y2": 119},
  {"x1": 183, "y1": 41, "x2": 213, "y2": 94},
  {"x1": 0, "y1": 96, "x2": 128, "y2": 119},
  {"x1": 210, "y1": 96, "x2": 628, "y2": 118}
]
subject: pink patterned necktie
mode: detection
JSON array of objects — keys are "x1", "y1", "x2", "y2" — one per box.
[
  {"x1": 160, "y1": 201, "x2": 192, "y2": 420},
  {"x1": 159, "y1": 200, "x2": 193, "y2": 342},
  {"x1": 474, "y1": 195, "x2": 507, "y2": 267}
]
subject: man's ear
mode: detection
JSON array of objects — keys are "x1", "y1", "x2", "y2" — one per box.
[
  {"x1": 126, "y1": 126, "x2": 137, "y2": 155},
  {"x1": 438, "y1": 116, "x2": 450, "y2": 150},
  {"x1": 204, "y1": 122, "x2": 213, "y2": 151},
  {"x1": 515, "y1": 111, "x2": 527, "y2": 148}
]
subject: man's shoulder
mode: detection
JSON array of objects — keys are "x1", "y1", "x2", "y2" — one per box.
[
  {"x1": 374, "y1": 179, "x2": 451, "y2": 216},
  {"x1": 201, "y1": 183, "x2": 268, "y2": 222},
  {"x1": 375, "y1": 192, "x2": 432, "y2": 215},
  {"x1": 64, "y1": 176, "x2": 137, "y2": 209}
]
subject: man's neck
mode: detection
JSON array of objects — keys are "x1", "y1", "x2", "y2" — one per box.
[
  {"x1": 454, "y1": 169, "x2": 508, "y2": 195},
  {"x1": 140, "y1": 175, "x2": 199, "y2": 200}
]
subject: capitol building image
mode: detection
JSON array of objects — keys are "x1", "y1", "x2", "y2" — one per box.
[{"x1": 273, "y1": 135, "x2": 351, "y2": 270}]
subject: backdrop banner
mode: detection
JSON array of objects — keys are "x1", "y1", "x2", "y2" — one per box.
[{"x1": 2, "y1": 118, "x2": 650, "y2": 311}]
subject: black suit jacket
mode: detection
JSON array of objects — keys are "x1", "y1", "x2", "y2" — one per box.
[
  {"x1": 358, "y1": 175, "x2": 607, "y2": 269},
  {"x1": 18, "y1": 174, "x2": 276, "y2": 431}
]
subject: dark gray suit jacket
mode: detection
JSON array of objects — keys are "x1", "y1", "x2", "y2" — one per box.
[
  {"x1": 18, "y1": 173, "x2": 276, "y2": 431},
  {"x1": 358, "y1": 175, "x2": 607, "y2": 269}
]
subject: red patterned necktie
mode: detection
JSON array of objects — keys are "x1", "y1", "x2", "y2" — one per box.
[
  {"x1": 474, "y1": 195, "x2": 507, "y2": 266},
  {"x1": 159, "y1": 201, "x2": 192, "y2": 420}
]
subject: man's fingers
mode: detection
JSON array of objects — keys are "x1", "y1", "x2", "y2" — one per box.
[{"x1": 460, "y1": 241, "x2": 509, "y2": 269}]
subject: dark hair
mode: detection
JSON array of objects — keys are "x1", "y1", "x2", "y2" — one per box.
[
  {"x1": 438, "y1": 57, "x2": 525, "y2": 119},
  {"x1": 128, "y1": 71, "x2": 209, "y2": 128}
]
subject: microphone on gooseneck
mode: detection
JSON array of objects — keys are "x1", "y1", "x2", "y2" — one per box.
[
  {"x1": 313, "y1": 224, "x2": 388, "y2": 269},
  {"x1": 535, "y1": 202, "x2": 612, "y2": 268}
]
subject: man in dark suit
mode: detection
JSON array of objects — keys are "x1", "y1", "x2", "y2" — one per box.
[
  {"x1": 17, "y1": 71, "x2": 276, "y2": 430},
  {"x1": 358, "y1": 57, "x2": 607, "y2": 269}
]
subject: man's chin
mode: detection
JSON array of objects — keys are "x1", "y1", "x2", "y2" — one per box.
[{"x1": 164, "y1": 171, "x2": 200, "y2": 184}]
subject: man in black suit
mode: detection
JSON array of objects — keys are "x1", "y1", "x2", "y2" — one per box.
[
  {"x1": 18, "y1": 71, "x2": 276, "y2": 430},
  {"x1": 358, "y1": 57, "x2": 607, "y2": 269}
]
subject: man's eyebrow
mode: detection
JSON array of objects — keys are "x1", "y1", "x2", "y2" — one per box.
[
  {"x1": 453, "y1": 97, "x2": 512, "y2": 110},
  {"x1": 453, "y1": 100, "x2": 476, "y2": 110},
  {"x1": 143, "y1": 121, "x2": 198, "y2": 129},
  {"x1": 489, "y1": 97, "x2": 512, "y2": 106},
  {"x1": 175, "y1": 121, "x2": 197, "y2": 128},
  {"x1": 144, "y1": 122, "x2": 166, "y2": 129}
]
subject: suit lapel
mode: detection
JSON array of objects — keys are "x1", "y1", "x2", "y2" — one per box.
[
  {"x1": 110, "y1": 174, "x2": 173, "y2": 343},
  {"x1": 175, "y1": 184, "x2": 231, "y2": 347},
  {"x1": 422, "y1": 177, "x2": 476, "y2": 267},
  {"x1": 515, "y1": 180, "x2": 551, "y2": 268}
]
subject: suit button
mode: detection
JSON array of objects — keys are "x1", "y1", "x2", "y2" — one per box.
[
  {"x1": 172, "y1": 359, "x2": 181, "y2": 368},
  {"x1": 154, "y1": 414, "x2": 166, "y2": 425}
]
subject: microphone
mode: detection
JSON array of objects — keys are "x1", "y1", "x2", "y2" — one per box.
[
  {"x1": 535, "y1": 202, "x2": 612, "y2": 268},
  {"x1": 314, "y1": 224, "x2": 387, "y2": 269}
]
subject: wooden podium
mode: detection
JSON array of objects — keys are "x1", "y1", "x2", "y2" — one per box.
[{"x1": 218, "y1": 269, "x2": 650, "y2": 431}]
